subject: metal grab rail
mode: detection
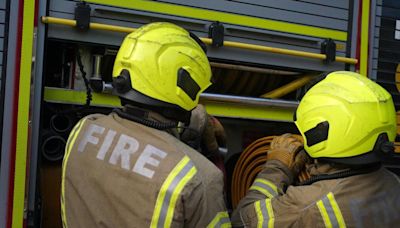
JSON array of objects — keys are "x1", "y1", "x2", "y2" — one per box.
[
  {"x1": 43, "y1": 87, "x2": 298, "y2": 121},
  {"x1": 199, "y1": 93, "x2": 299, "y2": 108},
  {"x1": 41, "y1": 16, "x2": 358, "y2": 65},
  {"x1": 261, "y1": 75, "x2": 315, "y2": 98}
]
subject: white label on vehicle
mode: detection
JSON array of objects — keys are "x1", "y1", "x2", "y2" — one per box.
[{"x1": 395, "y1": 30, "x2": 400, "y2": 40}]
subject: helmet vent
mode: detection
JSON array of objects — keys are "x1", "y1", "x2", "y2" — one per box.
[
  {"x1": 304, "y1": 121, "x2": 329, "y2": 147},
  {"x1": 177, "y1": 68, "x2": 201, "y2": 100}
]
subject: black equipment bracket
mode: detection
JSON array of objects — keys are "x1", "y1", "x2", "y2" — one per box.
[
  {"x1": 75, "y1": 1, "x2": 91, "y2": 31},
  {"x1": 321, "y1": 38, "x2": 336, "y2": 64},
  {"x1": 208, "y1": 21, "x2": 224, "y2": 47}
]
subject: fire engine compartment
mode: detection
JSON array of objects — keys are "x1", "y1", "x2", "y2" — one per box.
[
  {"x1": 38, "y1": 38, "x2": 315, "y2": 227},
  {"x1": 38, "y1": 38, "x2": 400, "y2": 227}
]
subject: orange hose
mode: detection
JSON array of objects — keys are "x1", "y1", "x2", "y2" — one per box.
[
  {"x1": 231, "y1": 136, "x2": 273, "y2": 207},
  {"x1": 231, "y1": 135, "x2": 304, "y2": 208}
]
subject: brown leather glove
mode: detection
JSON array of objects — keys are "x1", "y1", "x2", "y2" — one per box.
[
  {"x1": 293, "y1": 150, "x2": 312, "y2": 180},
  {"x1": 180, "y1": 104, "x2": 208, "y2": 150},
  {"x1": 202, "y1": 115, "x2": 226, "y2": 155},
  {"x1": 181, "y1": 105, "x2": 227, "y2": 157},
  {"x1": 298, "y1": 166, "x2": 312, "y2": 183},
  {"x1": 267, "y1": 133, "x2": 306, "y2": 176}
]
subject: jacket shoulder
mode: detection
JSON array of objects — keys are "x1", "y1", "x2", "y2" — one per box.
[
  {"x1": 178, "y1": 138, "x2": 222, "y2": 178},
  {"x1": 282, "y1": 179, "x2": 342, "y2": 208},
  {"x1": 84, "y1": 113, "x2": 111, "y2": 123}
]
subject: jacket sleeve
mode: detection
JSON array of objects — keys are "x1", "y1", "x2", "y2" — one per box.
[
  {"x1": 231, "y1": 160, "x2": 296, "y2": 227},
  {"x1": 183, "y1": 170, "x2": 231, "y2": 228}
]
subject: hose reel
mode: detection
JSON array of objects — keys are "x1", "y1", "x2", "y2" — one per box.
[{"x1": 231, "y1": 135, "x2": 307, "y2": 208}]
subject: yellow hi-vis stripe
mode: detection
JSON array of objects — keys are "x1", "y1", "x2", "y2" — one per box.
[
  {"x1": 207, "y1": 211, "x2": 231, "y2": 228},
  {"x1": 61, "y1": 118, "x2": 87, "y2": 228},
  {"x1": 316, "y1": 192, "x2": 346, "y2": 228},
  {"x1": 265, "y1": 199, "x2": 275, "y2": 228},
  {"x1": 359, "y1": 0, "x2": 370, "y2": 76},
  {"x1": 151, "y1": 156, "x2": 197, "y2": 228},
  {"x1": 254, "y1": 199, "x2": 274, "y2": 228},
  {"x1": 12, "y1": 0, "x2": 35, "y2": 227},
  {"x1": 254, "y1": 201, "x2": 264, "y2": 228},
  {"x1": 317, "y1": 200, "x2": 332, "y2": 228},
  {"x1": 327, "y1": 193, "x2": 346, "y2": 228},
  {"x1": 65, "y1": 118, "x2": 86, "y2": 154},
  {"x1": 250, "y1": 178, "x2": 278, "y2": 198}
]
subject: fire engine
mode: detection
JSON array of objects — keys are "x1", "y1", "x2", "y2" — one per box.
[{"x1": 1, "y1": 0, "x2": 399, "y2": 227}]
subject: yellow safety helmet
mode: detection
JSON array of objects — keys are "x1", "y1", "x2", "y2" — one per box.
[
  {"x1": 295, "y1": 71, "x2": 396, "y2": 164},
  {"x1": 112, "y1": 22, "x2": 212, "y2": 122}
]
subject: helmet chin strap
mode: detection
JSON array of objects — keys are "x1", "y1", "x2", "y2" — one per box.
[
  {"x1": 307, "y1": 133, "x2": 396, "y2": 166},
  {"x1": 113, "y1": 69, "x2": 192, "y2": 124},
  {"x1": 373, "y1": 133, "x2": 395, "y2": 155},
  {"x1": 298, "y1": 133, "x2": 394, "y2": 186}
]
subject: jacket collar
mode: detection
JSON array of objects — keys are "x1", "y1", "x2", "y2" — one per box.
[
  {"x1": 112, "y1": 105, "x2": 180, "y2": 138},
  {"x1": 307, "y1": 161, "x2": 351, "y2": 176}
]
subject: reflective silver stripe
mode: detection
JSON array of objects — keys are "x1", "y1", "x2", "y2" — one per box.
[
  {"x1": 260, "y1": 200, "x2": 270, "y2": 227},
  {"x1": 157, "y1": 160, "x2": 195, "y2": 228},
  {"x1": 322, "y1": 196, "x2": 339, "y2": 228},
  {"x1": 254, "y1": 199, "x2": 274, "y2": 228},
  {"x1": 317, "y1": 193, "x2": 345, "y2": 228},
  {"x1": 214, "y1": 216, "x2": 231, "y2": 228},
  {"x1": 251, "y1": 181, "x2": 278, "y2": 197},
  {"x1": 207, "y1": 211, "x2": 231, "y2": 228}
]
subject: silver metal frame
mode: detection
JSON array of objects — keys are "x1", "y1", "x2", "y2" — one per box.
[{"x1": 26, "y1": 0, "x2": 48, "y2": 226}]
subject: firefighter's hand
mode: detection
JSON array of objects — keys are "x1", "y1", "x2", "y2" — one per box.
[
  {"x1": 181, "y1": 105, "x2": 227, "y2": 157},
  {"x1": 267, "y1": 133, "x2": 306, "y2": 176},
  {"x1": 292, "y1": 150, "x2": 312, "y2": 178},
  {"x1": 180, "y1": 104, "x2": 208, "y2": 150},
  {"x1": 202, "y1": 115, "x2": 227, "y2": 157}
]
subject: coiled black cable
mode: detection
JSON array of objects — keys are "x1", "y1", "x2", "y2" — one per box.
[
  {"x1": 56, "y1": 49, "x2": 93, "y2": 115},
  {"x1": 76, "y1": 49, "x2": 92, "y2": 108},
  {"x1": 114, "y1": 108, "x2": 203, "y2": 151},
  {"x1": 113, "y1": 108, "x2": 178, "y2": 130}
]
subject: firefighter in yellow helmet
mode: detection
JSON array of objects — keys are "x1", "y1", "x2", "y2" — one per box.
[
  {"x1": 232, "y1": 71, "x2": 400, "y2": 227},
  {"x1": 61, "y1": 22, "x2": 230, "y2": 227}
]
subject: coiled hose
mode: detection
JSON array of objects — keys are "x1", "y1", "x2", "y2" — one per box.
[
  {"x1": 231, "y1": 135, "x2": 307, "y2": 208},
  {"x1": 231, "y1": 136, "x2": 274, "y2": 208}
]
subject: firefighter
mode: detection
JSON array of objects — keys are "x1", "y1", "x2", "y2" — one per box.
[
  {"x1": 231, "y1": 71, "x2": 400, "y2": 227},
  {"x1": 61, "y1": 22, "x2": 230, "y2": 228}
]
